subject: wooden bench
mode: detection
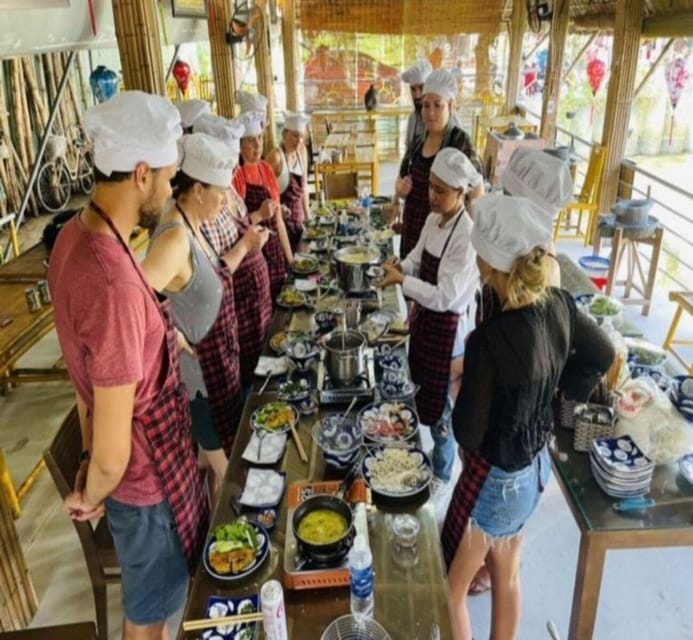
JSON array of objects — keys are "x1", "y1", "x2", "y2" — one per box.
[{"x1": 663, "y1": 290, "x2": 693, "y2": 373}]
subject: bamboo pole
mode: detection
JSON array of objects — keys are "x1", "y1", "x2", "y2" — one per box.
[
  {"x1": 539, "y1": 0, "x2": 569, "y2": 143},
  {"x1": 62, "y1": 51, "x2": 84, "y2": 130},
  {"x1": 8, "y1": 60, "x2": 29, "y2": 174},
  {"x1": 475, "y1": 33, "x2": 494, "y2": 96},
  {"x1": 505, "y1": 0, "x2": 526, "y2": 112},
  {"x1": 254, "y1": 0, "x2": 277, "y2": 153},
  {"x1": 21, "y1": 57, "x2": 49, "y2": 132},
  {"x1": 207, "y1": 0, "x2": 238, "y2": 118},
  {"x1": 18, "y1": 62, "x2": 37, "y2": 173},
  {"x1": 282, "y1": 0, "x2": 299, "y2": 111},
  {"x1": 74, "y1": 51, "x2": 89, "y2": 112}
]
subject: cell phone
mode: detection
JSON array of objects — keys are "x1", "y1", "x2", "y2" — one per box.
[{"x1": 0, "y1": 315, "x2": 14, "y2": 328}]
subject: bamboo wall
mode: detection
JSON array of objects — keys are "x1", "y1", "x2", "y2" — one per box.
[{"x1": 0, "y1": 52, "x2": 86, "y2": 219}]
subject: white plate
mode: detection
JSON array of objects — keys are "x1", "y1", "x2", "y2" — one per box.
[
  {"x1": 294, "y1": 279, "x2": 318, "y2": 293},
  {"x1": 242, "y1": 432, "x2": 288, "y2": 465},
  {"x1": 254, "y1": 356, "x2": 289, "y2": 377},
  {"x1": 239, "y1": 469, "x2": 286, "y2": 507}
]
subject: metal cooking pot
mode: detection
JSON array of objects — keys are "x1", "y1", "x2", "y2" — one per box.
[
  {"x1": 501, "y1": 122, "x2": 525, "y2": 140},
  {"x1": 324, "y1": 330, "x2": 366, "y2": 385},
  {"x1": 334, "y1": 246, "x2": 380, "y2": 293},
  {"x1": 292, "y1": 494, "x2": 354, "y2": 556}
]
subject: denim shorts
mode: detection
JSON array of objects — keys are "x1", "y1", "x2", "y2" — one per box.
[
  {"x1": 105, "y1": 498, "x2": 189, "y2": 625},
  {"x1": 470, "y1": 445, "x2": 551, "y2": 539}
]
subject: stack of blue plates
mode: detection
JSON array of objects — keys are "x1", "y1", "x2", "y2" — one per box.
[
  {"x1": 670, "y1": 376, "x2": 693, "y2": 423},
  {"x1": 589, "y1": 435, "x2": 654, "y2": 498}
]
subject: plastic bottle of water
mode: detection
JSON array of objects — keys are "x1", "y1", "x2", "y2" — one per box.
[{"x1": 349, "y1": 533, "x2": 374, "y2": 621}]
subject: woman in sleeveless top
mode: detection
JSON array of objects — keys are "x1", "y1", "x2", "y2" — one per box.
[
  {"x1": 267, "y1": 112, "x2": 311, "y2": 251},
  {"x1": 394, "y1": 69, "x2": 484, "y2": 260},
  {"x1": 142, "y1": 133, "x2": 269, "y2": 497},
  {"x1": 378, "y1": 148, "x2": 480, "y2": 491}
]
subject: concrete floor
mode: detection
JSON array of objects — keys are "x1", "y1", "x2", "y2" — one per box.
[{"x1": 2, "y1": 166, "x2": 692, "y2": 639}]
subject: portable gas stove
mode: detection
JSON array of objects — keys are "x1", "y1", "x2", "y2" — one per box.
[
  {"x1": 317, "y1": 349, "x2": 376, "y2": 405},
  {"x1": 344, "y1": 287, "x2": 382, "y2": 312}
]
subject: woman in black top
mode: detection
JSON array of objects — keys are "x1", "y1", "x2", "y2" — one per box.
[{"x1": 442, "y1": 195, "x2": 614, "y2": 640}]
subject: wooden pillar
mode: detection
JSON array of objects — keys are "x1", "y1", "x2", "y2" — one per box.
[
  {"x1": 505, "y1": 0, "x2": 526, "y2": 112},
  {"x1": 474, "y1": 33, "x2": 493, "y2": 96},
  {"x1": 254, "y1": 0, "x2": 276, "y2": 153},
  {"x1": 598, "y1": 0, "x2": 644, "y2": 221},
  {"x1": 207, "y1": 0, "x2": 237, "y2": 118},
  {"x1": 281, "y1": 0, "x2": 299, "y2": 112},
  {"x1": 112, "y1": 0, "x2": 165, "y2": 95},
  {"x1": 539, "y1": 0, "x2": 570, "y2": 143}
]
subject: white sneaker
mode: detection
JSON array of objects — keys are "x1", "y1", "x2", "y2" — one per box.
[{"x1": 429, "y1": 476, "x2": 448, "y2": 498}]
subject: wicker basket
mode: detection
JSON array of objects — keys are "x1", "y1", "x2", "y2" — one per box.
[
  {"x1": 552, "y1": 394, "x2": 579, "y2": 430},
  {"x1": 573, "y1": 404, "x2": 616, "y2": 452}
]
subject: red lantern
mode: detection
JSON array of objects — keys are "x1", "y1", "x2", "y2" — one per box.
[
  {"x1": 172, "y1": 59, "x2": 192, "y2": 95},
  {"x1": 665, "y1": 56, "x2": 689, "y2": 144},
  {"x1": 586, "y1": 58, "x2": 606, "y2": 96}
]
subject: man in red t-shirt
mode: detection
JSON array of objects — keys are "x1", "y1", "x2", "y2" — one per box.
[{"x1": 48, "y1": 91, "x2": 205, "y2": 640}]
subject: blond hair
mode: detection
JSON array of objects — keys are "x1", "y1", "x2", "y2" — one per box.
[{"x1": 495, "y1": 247, "x2": 552, "y2": 310}]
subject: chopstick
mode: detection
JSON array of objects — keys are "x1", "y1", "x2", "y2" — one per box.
[
  {"x1": 289, "y1": 420, "x2": 308, "y2": 463},
  {"x1": 182, "y1": 611, "x2": 264, "y2": 631}
]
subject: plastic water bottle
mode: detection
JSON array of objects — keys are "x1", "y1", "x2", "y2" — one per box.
[
  {"x1": 349, "y1": 533, "x2": 374, "y2": 621},
  {"x1": 361, "y1": 186, "x2": 371, "y2": 213}
]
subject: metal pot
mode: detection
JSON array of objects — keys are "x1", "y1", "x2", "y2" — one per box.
[
  {"x1": 324, "y1": 330, "x2": 366, "y2": 385},
  {"x1": 292, "y1": 494, "x2": 354, "y2": 556},
  {"x1": 334, "y1": 246, "x2": 380, "y2": 293},
  {"x1": 501, "y1": 122, "x2": 525, "y2": 140},
  {"x1": 611, "y1": 198, "x2": 654, "y2": 227}
]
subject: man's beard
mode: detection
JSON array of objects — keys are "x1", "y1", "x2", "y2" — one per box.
[{"x1": 138, "y1": 196, "x2": 164, "y2": 230}]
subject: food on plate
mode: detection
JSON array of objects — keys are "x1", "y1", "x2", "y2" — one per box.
[
  {"x1": 277, "y1": 287, "x2": 306, "y2": 307},
  {"x1": 257, "y1": 508, "x2": 277, "y2": 530},
  {"x1": 625, "y1": 338, "x2": 668, "y2": 366},
  {"x1": 338, "y1": 248, "x2": 376, "y2": 264},
  {"x1": 364, "y1": 447, "x2": 431, "y2": 494},
  {"x1": 359, "y1": 402, "x2": 417, "y2": 442},
  {"x1": 297, "y1": 509, "x2": 348, "y2": 544},
  {"x1": 208, "y1": 520, "x2": 260, "y2": 575},
  {"x1": 252, "y1": 401, "x2": 296, "y2": 432},
  {"x1": 588, "y1": 295, "x2": 621, "y2": 317},
  {"x1": 270, "y1": 329, "x2": 309, "y2": 353},
  {"x1": 293, "y1": 254, "x2": 319, "y2": 274},
  {"x1": 304, "y1": 226, "x2": 328, "y2": 240},
  {"x1": 278, "y1": 378, "x2": 311, "y2": 401},
  {"x1": 315, "y1": 295, "x2": 342, "y2": 313},
  {"x1": 373, "y1": 228, "x2": 395, "y2": 243}
]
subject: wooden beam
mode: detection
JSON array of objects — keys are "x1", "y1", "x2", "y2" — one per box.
[
  {"x1": 643, "y1": 13, "x2": 693, "y2": 37},
  {"x1": 572, "y1": 13, "x2": 615, "y2": 32},
  {"x1": 539, "y1": 0, "x2": 569, "y2": 143},
  {"x1": 475, "y1": 33, "x2": 494, "y2": 96},
  {"x1": 281, "y1": 0, "x2": 299, "y2": 111},
  {"x1": 254, "y1": 0, "x2": 277, "y2": 153},
  {"x1": 505, "y1": 0, "x2": 526, "y2": 112},
  {"x1": 562, "y1": 32, "x2": 599, "y2": 82},
  {"x1": 598, "y1": 0, "x2": 644, "y2": 231},
  {"x1": 633, "y1": 39, "x2": 673, "y2": 99},
  {"x1": 207, "y1": 0, "x2": 237, "y2": 118}
]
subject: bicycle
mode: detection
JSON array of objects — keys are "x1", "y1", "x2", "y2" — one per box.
[{"x1": 35, "y1": 127, "x2": 94, "y2": 213}]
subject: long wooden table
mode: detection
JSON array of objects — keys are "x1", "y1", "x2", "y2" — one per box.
[{"x1": 180, "y1": 242, "x2": 452, "y2": 638}]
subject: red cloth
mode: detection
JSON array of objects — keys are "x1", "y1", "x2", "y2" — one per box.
[
  {"x1": 232, "y1": 161, "x2": 280, "y2": 203},
  {"x1": 48, "y1": 216, "x2": 165, "y2": 506},
  {"x1": 401, "y1": 151, "x2": 435, "y2": 259}
]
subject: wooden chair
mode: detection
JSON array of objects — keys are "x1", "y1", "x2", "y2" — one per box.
[
  {"x1": 323, "y1": 172, "x2": 358, "y2": 200},
  {"x1": 0, "y1": 622, "x2": 97, "y2": 640},
  {"x1": 663, "y1": 290, "x2": 693, "y2": 373},
  {"x1": 44, "y1": 408, "x2": 120, "y2": 640},
  {"x1": 553, "y1": 143, "x2": 607, "y2": 246}
]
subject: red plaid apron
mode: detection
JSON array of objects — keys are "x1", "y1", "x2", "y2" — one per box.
[
  {"x1": 441, "y1": 450, "x2": 491, "y2": 570},
  {"x1": 177, "y1": 205, "x2": 242, "y2": 457},
  {"x1": 233, "y1": 215, "x2": 273, "y2": 387},
  {"x1": 281, "y1": 172, "x2": 306, "y2": 251},
  {"x1": 408, "y1": 214, "x2": 463, "y2": 426},
  {"x1": 401, "y1": 150, "x2": 435, "y2": 259},
  {"x1": 90, "y1": 202, "x2": 208, "y2": 568},
  {"x1": 240, "y1": 166, "x2": 287, "y2": 301}
]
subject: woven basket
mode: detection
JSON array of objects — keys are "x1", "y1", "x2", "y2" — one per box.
[
  {"x1": 573, "y1": 404, "x2": 616, "y2": 452},
  {"x1": 552, "y1": 394, "x2": 578, "y2": 430}
]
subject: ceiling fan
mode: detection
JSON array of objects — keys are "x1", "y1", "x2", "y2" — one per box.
[{"x1": 226, "y1": 1, "x2": 263, "y2": 60}]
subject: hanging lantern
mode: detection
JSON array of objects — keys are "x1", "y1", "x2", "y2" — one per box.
[
  {"x1": 586, "y1": 57, "x2": 606, "y2": 125},
  {"x1": 665, "y1": 57, "x2": 689, "y2": 145},
  {"x1": 89, "y1": 65, "x2": 119, "y2": 104},
  {"x1": 172, "y1": 59, "x2": 192, "y2": 95}
]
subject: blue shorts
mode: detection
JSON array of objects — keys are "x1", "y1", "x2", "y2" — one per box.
[
  {"x1": 470, "y1": 445, "x2": 551, "y2": 539},
  {"x1": 105, "y1": 498, "x2": 189, "y2": 625}
]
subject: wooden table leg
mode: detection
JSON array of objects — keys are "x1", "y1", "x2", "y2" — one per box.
[
  {"x1": 642, "y1": 227, "x2": 663, "y2": 316},
  {"x1": 568, "y1": 532, "x2": 607, "y2": 640}
]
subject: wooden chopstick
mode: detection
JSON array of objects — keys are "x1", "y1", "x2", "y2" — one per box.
[
  {"x1": 182, "y1": 611, "x2": 264, "y2": 632},
  {"x1": 289, "y1": 420, "x2": 308, "y2": 463}
]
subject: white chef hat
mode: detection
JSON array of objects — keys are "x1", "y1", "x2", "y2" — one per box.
[
  {"x1": 176, "y1": 99, "x2": 211, "y2": 129},
  {"x1": 401, "y1": 59, "x2": 433, "y2": 85},
  {"x1": 85, "y1": 90, "x2": 182, "y2": 176},
  {"x1": 471, "y1": 194, "x2": 553, "y2": 273},
  {"x1": 431, "y1": 147, "x2": 483, "y2": 190},
  {"x1": 501, "y1": 147, "x2": 573, "y2": 220},
  {"x1": 423, "y1": 69, "x2": 457, "y2": 101},
  {"x1": 283, "y1": 111, "x2": 311, "y2": 132},
  {"x1": 193, "y1": 113, "x2": 244, "y2": 166},
  {"x1": 236, "y1": 91, "x2": 268, "y2": 119},
  {"x1": 179, "y1": 133, "x2": 235, "y2": 188},
  {"x1": 239, "y1": 111, "x2": 265, "y2": 137}
]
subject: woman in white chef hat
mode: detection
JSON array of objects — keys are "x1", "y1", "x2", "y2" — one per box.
[
  {"x1": 441, "y1": 194, "x2": 614, "y2": 640},
  {"x1": 400, "y1": 59, "x2": 433, "y2": 149},
  {"x1": 378, "y1": 148, "x2": 480, "y2": 493},
  {"x1": 142, "y1": 133, "x2": 267, "y2": 497},
  {"x1": 395, "y1": 69, "x2": 484, "y2": 260},
  {"x1": 267, "y1": 111, "x2": 312, "y2": 249}
]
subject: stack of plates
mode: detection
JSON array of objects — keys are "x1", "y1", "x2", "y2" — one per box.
[{"x1": 589, "y1": 435, "x2": 654, "y2": 498}]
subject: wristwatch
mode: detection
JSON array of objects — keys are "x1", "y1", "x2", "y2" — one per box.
[{"x1": 78, "y1": 450, "x2": 90, "y2": 465}]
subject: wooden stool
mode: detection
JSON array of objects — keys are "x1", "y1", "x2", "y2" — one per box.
[
  {"x1": 605, "y1": 226, "x2": 664, "y2": 316},
  {"x1": 663, "y1": 290, "x2": 693, "y2": 373}
]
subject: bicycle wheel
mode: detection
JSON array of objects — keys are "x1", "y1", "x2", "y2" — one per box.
[
  {"x1": 78, "y1": 152, "x2": 95, "y2": 194},
  {"x1": 36, "y1": 161, "x2": 71, "y2": 213}
]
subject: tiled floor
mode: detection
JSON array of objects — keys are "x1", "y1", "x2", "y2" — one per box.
[{"x1": 2, "y1": 165, "x2": 692, "y2": 639}]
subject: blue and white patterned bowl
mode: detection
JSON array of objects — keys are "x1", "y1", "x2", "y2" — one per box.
[{"x1": 312, "y1": 415, "x2": 363, "y2": 470}]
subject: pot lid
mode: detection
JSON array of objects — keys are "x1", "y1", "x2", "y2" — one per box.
[{"x1": 502, "y1": 122, "x2": 525, "y2": 139}]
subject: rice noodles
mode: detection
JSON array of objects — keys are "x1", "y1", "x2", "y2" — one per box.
[{"x1": 364, "y1": 447, "x2": 430, "y2": 494}]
